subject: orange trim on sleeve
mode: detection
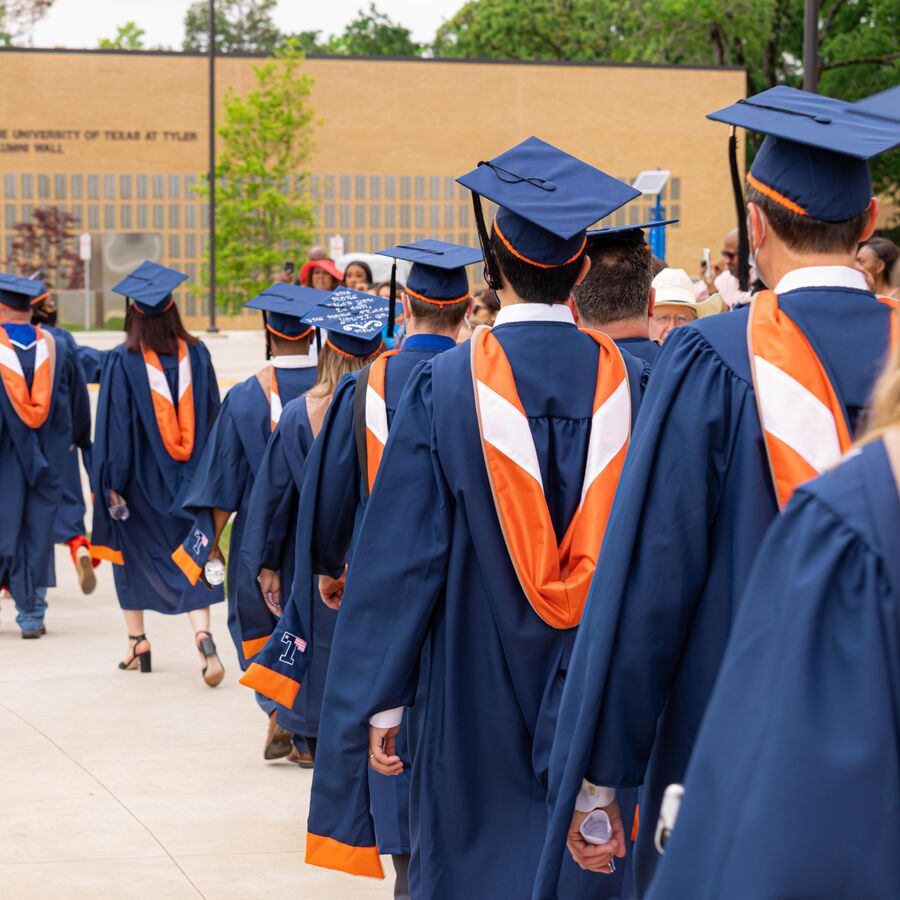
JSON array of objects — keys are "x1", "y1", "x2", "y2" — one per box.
[
  {"x1": 239, "y1": 662, "x2": 300, "y2": 708},
  {"x1": 241, "y1": 635, "x2": 271, "y2": 659},
  {"x1": 631, "y1": 804, "x2": 640, "y2": 843},
  {"x1": 493, "y1": 216, "x2": 587, "y2": 269},
  {"x1": 405, "y1": 286, "x2": 470, "y2": 308},
  {"x1": 747, "y1": 172, "x2": 808, "y2": 217},
  {"x1": 90, "y1": 544, "x2": 124, "y2": 565},
  {"x1": 171, "y1": 544, "x2": 202, "y2": 585},
  {"x1": 305, "y1": 832, "x2": 385, "y2": 879}
]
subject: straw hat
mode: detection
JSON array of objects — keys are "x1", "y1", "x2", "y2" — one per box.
[{"x1": 652, "y1": 268, "x2": 720, "y2": 317}]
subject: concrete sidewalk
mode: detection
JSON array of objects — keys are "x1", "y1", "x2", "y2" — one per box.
[{"x1": 0, "y1": 548, "x2": 392, "y2": 900}]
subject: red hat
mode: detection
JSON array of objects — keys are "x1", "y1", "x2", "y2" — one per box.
[{"x1": 300, "y1": 258, "x2": 344, "y2": 285}]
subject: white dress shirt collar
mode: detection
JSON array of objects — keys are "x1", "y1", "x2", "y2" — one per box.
[
  {"x1": 492, "y1": 302, "x2": 575, "y2": 328},
  {"x1": 272, "y1": 354, "x2": 317, "y2": 369},
  {"x1": 773, "y1": 265, "x2": 868, "y2": 295}
]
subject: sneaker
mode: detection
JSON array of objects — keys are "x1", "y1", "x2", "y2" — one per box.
[{"x1": 75, "y1": 545, "x2": 97, "y2": 595}]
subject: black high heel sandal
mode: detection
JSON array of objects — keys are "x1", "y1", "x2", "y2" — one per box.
[
  {"x1": 195, "y1": 630, "x2": 224, "y2": 687},
  {"x1": 119, "y1": 634, "x2": 151, "y2": 672}
]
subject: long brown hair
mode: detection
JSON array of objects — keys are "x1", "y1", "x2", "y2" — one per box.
[
  {"x1": 123, "y1": 302, "x2": 199, "y2": 355},
  {"x1": 858, "y1": 342, "x2": 900, "y2": 446},
  {"x1": 307, "y1": 341, "x2": 384, "y2": 399}
]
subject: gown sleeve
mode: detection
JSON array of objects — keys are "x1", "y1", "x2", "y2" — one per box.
[
  {"x1": 173, "y1": 395, "x2": 247, "y2": 584},
  {"x1": 64, "y1": 338, "x2": 92, "y2": 451},
  {"x1": 647, "y1": 482, "x2": 899, "y2": 900},
  {"x1": 90, "y1": 353, "x2": 133, "y2": 564},
  {"x1": 241, "y1": 421, "x2": 296, "y2": 576},
  {"x1": 306, "y1": 376, "x2": 362, "y2": 579},
  {"x1": 304, "y1": 365, "x2": 453, "y2": 878},
  {"x1": 535, "y1": 325, "x2": 751, "y2": 896}
]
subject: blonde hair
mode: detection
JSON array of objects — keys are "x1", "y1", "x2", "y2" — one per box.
[
  {"x1": 307, "y1": 341, "x2": 384, "y2": 398},
  {"x1": 858, "y1": 341, "x2": 900, "y2": 446}
]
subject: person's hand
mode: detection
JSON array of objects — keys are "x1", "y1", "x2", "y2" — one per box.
[
  {"x1": 566, "y1": 799, "x2": 627, "y2": 874},
  {"x1": 368, "y1": 725, "x2": 403, "y2": 776},
  {"x1": 109, "y1": 490, "x2": 125, "y2": 507},
  {"x1": 258, "y1": 568, "x2": 282, "y2": 616},
  {"x1": 319, "y1": 569, "x2": 346, "y2": 610},
  {"x1": 712, "y1": 255, "x2": 728, "y2": 279}
]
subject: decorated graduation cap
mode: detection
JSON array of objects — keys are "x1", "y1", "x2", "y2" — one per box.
[
  {"x1": 708, "y1": 85, "x2": 900, "y2": 289},
  {"x1": 0, "y1": 273, "x2": 48, "y2": 312},
  {"x1": 587, "y1": 218, "x2": 679, "y2": 246},
  {"x1": 457, "y1": 136, "x2": 640, "y2": 288},
  {"x1": 112, "y1": 260, "x2": 188, "y2": 316},
  {"x1": 301, "y1": 286, "x2": 389, "y2": 359},
  {"x1": 375, "y1": 239, "x2": 482, "y2": 336}
]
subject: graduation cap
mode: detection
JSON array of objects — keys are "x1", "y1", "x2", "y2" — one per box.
[
  {"x1": 457, "y1": 136, "x2": 640, "y2": 288},
  {"x1": 587, "y1": 218, "x2": 679, "y2": 246},
  {"x1": 708, "y1": 86, "x2": 900, "y2": 288},
  {"x1": 375, "y1": 240, "x2": 483, "y2": 335},
  {"x1": 0, "y1": 273, "x2": 48, "y2": 312},
  {"x1": 245, "y1": 283, "x2": 328, "y2": 344},
  {"x1": 301, "y1": 287, "x2": 389, "y2": 359},
  {"x1": 112, "y1": 260, "x2": 188, "y2": 316},
  {"x1": 852, "y1": 85, "x2": 900, "y2": 123}
]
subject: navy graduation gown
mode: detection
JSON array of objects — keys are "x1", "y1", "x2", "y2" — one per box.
[
  {"x1": 91, "y1": 342, "x2": 224, "y2": 613},
  {"x1": 648, "y1": 438, "x2": 900, "y2": 899},
  {"x1": 179, "y1": 366, "x2": 315, "y2": 669},
  {"x1": 75, "y1": 345, "x2": 107, "y2": 384},
  {"x1": 240, "y1": 393, "x2": 333, "y2": 738},
  {"x1": 614, "y1": 336, "x2": 660, "y2": 366},
  {"x1": 50, "y1": 328, "x2": 93, "y2": 543},
  {"x1": 299, "y1": 334, "x2": 454, "y2": 856},
  {"x1": 535, "y1": 286, "x2": 894, "y2": 898},
  {"x1": 0, "y1": 325, "x2": 90, "y2": 604},
  {"x1": 306, "y1": 320, "x2": 647, "y2": 897}
]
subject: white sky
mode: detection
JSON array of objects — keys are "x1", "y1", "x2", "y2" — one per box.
[{"x1": 30, "y1": 0, "x2": 461, "y2": 49}]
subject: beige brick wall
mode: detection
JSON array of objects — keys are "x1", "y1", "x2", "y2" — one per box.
[{"x1": 0, "y1": 50, "x2": 745, "y2": 329}]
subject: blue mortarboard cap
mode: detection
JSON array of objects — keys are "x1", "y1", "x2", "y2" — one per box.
[
  {"x1": 112, "y1": 260, "x2": 188, "y2": 315},
  {"x1": 457, "y1": 136, "x2": 640, "y2": 266},
  {"x1": 587, "y1": 218, "x2": 679, "y2": 245},
  {"x1": 0, "y1": 273, "x2": 48, "y2": 311},
  {"x1": 708, "y1": 86, "x2": 900, "y2": 221},
  {"x1": 301, "y1": 287, "x2": 389, "y2": 358},
  {"x1": 245, "y1": 283, "x2": 328, "y2": 339},
  {"x1": 852, "y1": 85, "x2": 900, "y2": 123},
  {"x1": 376, "y1": 240, "x2": 482, "y2": 305}
]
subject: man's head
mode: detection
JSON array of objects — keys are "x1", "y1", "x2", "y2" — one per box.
[
  {"x1": 573, "y1": 237, "x2": 652, "y2": 329},
  {"x1": 0, "y1": 273, "x2": 49, "y2": 324},
  {"x1": 402, "y1": 290, "x2": 470, "y2": 337},
  {"x1": 722, "y1": 228, "x2": 740, "y2": 277},
  {"x1": 747, "y1": 186, "x2": 876, "y2": 286},
  {"x1": 470, "y1": 289, "x2": 500, "y2": 327},
  {"x1": 648, "y1": 267, "x2": 707, "y2": 342},
  {"x1": 489, "y1": 224, "x2": 589, "y2": 304}
]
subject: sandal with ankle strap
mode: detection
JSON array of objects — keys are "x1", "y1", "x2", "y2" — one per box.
[
  {"x1": 195, "y1": 630, "x2": 224, "y2": 687},
  {"x1": 119, "y1": 634, "x2": 151, "y2": 672}
]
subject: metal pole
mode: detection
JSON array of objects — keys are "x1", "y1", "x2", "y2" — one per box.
[
  {"x1": 84, "y1": 256, "x2": 91, "y2": 331},
  {"x1": 207, "y1": 0, "x2": 219, "y2": 332},
  {"x1": 803, "y1": 0, "x2": 820, "y2": 93}
]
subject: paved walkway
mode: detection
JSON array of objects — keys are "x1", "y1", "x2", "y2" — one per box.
[{"x1": 0, "y1": 548, "x2": 392, "y2": 900}]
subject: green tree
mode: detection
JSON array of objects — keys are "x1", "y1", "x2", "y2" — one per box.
[
  {"x1": 325, "y1": 3, "x2": 421, "y2": 56},
  {"x1": 196, "y1": 42, "x2": 318, "y2": 312},
  {"x1": 184, "y1": 0, "x2": 285, "y2": 53},
  {"x1": 98, "y1": 21, "x2": 146, "y2": 50},
  {"x1": 433, "y1": 0, "x2": 899, "y2": 202},
  {"x1": 0, "y1": 0, "x2": 54, "y2": 44}
]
